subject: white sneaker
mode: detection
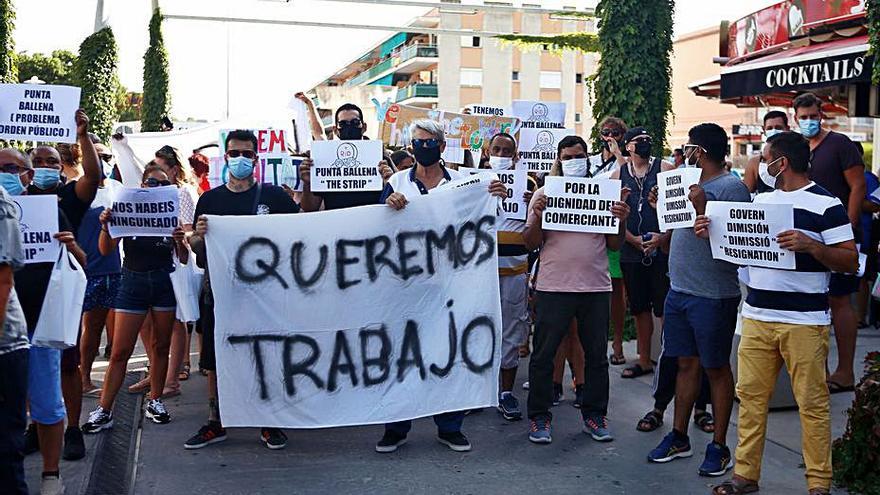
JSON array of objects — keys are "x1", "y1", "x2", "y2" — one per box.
[{"x1": 40, "y1": 474, "x2": 64, "y2": 495}]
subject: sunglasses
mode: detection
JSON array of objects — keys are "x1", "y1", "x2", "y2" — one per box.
[
  {"x1": 601, "y1": 128, "x2": 623, "y2": 137},
  {"x1": 338, "y1": 118, "x2": 363, "y2": 127},
  {"x1": 144, "y1": 177, "x2": 172, "y2": 188},
  {"x1": 0, "y1": 163, "x2": 28, "y2": 174},
  {"x1": 227, "y1": 150, "x2": 257, "y2": 159},
  {"x1": 412, "y1": 138, "x2": 441, "y2": 149}
]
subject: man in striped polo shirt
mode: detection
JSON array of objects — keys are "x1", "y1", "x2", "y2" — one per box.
[{"x1": 711, "y1": 132, "x2": 857, "y2": 495}]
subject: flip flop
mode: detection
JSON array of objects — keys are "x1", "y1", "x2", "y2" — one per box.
[
  {"x1": 636, "y1": 410, "x2": 663, "y2": 432},
  {"x1": 712, "y1": 480, "x2": 759, "y2": 495},
  {"x1": 621, "y1": 364, "x2": 654, "y2": 379},
  {"x1": 83, "y1": 386, "x2": 102, "y2": 398},
  {"x1": 827, "y1": 380, "x2": 855, "y2": 394},
  {"x1": 609, "y1": 354, "x2": 626, "y2": 366},
  {"x1": 694, "y1": 410, "x2": 715, "y2": 433}
]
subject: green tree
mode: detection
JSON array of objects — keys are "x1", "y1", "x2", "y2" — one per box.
[
  {"x1": 17, "y1": 50, "x2": 77, "y2": 85},
  {"x1": 75, "y1": 27, "x2": 120, "y2": 141},
  {"x1": 141, "y1": 7, "x2": 170, "y2": 132},
  {"x1": 0, "y1": 0, "x2": 16, "y2": 83},
  {"x1": 869, "y1": 0, "x2": 880, "y2": 84},
  {"x1": 591, "y1": 0, "x2": 674, "y2": 153}
]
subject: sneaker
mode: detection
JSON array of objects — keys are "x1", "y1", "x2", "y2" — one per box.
[
  {"x1": 260, "y1": 428, "x2": 287, "y2": 450},
  {"x1": 553, "y1": 382, "x2": 564, "y2": 406},
  {"x1": 583, "y1": 416, "x2": 614, "y2": 442},
  {"x1": 648, "y1": 431, "x2": 693, "y2": 463},
  {"x1": 522, "y1": 380, "x2": 529, "y2": 390},
  {"x1": 144, "y1": 398, "x2": 171, "y2": 424},
  {"x1": 573, "y1": 384, "x2": 584, "y2": 409},
  {"x1": 62, "y1": 427, "x2": 86, "y2": 461},
  {"x1": 184, "y1": 422, "x2": 227, "y2": 449},
  {"x1": 40, "y1": 473, "x2": 63, "y2": 495},
  {"x1": 24, "y1": 423, "x2": 39, "y2": 455},
  {"x1": 699, "y1": 442, "x2": 733, "y2": 477},
  {"x1": 497, "y1": 392, "x2": 523, "y2": 421},
  {"x1": 437, "y1": 431, "x2": 472, "y2": 452},
  {"x1": 82, "y1": 407, "x2": 113, "y2": 434},
  {"x1": 528, "y1": 416, "x2": 552, "y2": 444},
  {"x1": 375, "y1": 430, "x2": 407, "y2": 453}
]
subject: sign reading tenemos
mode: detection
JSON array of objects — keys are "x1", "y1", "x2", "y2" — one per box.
[{"x1": 204, "y1": 185, "x2": 502, "y2": 429}]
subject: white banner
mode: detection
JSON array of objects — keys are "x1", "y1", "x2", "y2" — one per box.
[
  {"x1": 657, "y1": 168, "x2": 701, "y2": 231},
  {"x1": 12, "y1": 195, "x2": 60, "y2": 264},
  {"x1": 542, "y1": 177, "x2": 621, "y2": 234},
  {"x1": 108, "y1": 186, "x2": 179, "y2": 238},
  {"x1": 0, "y1": 84, "x2": 81, "y2": 143},
  {"x1": 518, "y1": 128, "x2": 570, "y2": 173},
  {"x1": 310, "y1": 140, "x2": 383, "y2": 192},
  {"x1": 705, "y1": 201, "x2": 795, "y2": 269},
  {"x1": 204, "y1": 185, "x2": 502, "y2": 428}
]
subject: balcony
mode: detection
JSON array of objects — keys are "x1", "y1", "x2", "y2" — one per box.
[
  {"x1": 396, "y1": 84, "x2": 438, "y2": 105},
  {"x1": 345, "y1": 44, "x2": 438, "y2": 87}
]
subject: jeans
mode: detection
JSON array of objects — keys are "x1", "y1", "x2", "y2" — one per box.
[
  {"x1": 385, "y1": 411, "x2": 465, "y2": 435},
  {"x1": 0, "y1": 349, "x2": 29, "y2": 495},
  {"x1": 528, "y1": 291, "x2": 610, "y2": 420}
]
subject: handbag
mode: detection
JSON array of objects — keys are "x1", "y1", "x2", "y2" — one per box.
[
  {"x1": 32, "y1": 245, "x2": 87, "y2": 349},
  {"x1": 171, "y1": 249, "x2": 204, "y2": 322}
]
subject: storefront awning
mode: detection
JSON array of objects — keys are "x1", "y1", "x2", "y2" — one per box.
[{"x1": 720, "y1": 35, "x2": 871, "y2": 99}]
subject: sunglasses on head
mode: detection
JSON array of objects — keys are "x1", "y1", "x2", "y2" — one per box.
[
  {"x1": 601, "y1": 128, "x2": 623, "y2": 137},
  {"x1": 227, "y1": 150, "x2": 257, "y2": 159},
  {"x1": 338, "y1": 118, "x2": 363, "y2": 127},
  {"x1": 145, "y1": 177, "x2": 172, "y2": 188},
  {"x1": 412, "y1": 138, "x2": 441, "y2": 149}
]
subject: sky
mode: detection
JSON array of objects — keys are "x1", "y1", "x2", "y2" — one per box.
[{"x1": 14, "y1": 0, "x2": 778, "y2": 123}]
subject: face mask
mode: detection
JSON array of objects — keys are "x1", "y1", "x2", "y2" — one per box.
[
  {"x1": 762, "y1": 128, "x2": 783, "y2": 142},
  {"x1": 634, "y1": 141, "x2": 652, "y2": 159},
  {"x1": 0, "y1": 172, "x2": 25, "y2": 196},
  {"x1": 684, "y1": 147, "x2": 700, "y2": 167},
  {"x1": 338, "y1": 125, "x2": 363, "y2": 140},
  {"x1": 488, "y1": 156, "x2": 513, "y2": 170},
  {"x1": 227, "y1": 156, "x2": 255, "y2": 179},
  {"x1": 32, "y1": 168, "x2": 61, "y2": 190},
  {"x1": 412, "y1": 146, "x2": 442, "y2": 167},
  {"x1": 760, "y1": 156, "x2": 784, "y2": 189},
  {"x1": 799, "y1": 119, "x2": 821, "y2": 138},
  {"x1": 561, "y1": 158, "x2": 589, "y2": 177},
  {"x1": 101, "y1": 160, "x2": 114, "y2": 180}
]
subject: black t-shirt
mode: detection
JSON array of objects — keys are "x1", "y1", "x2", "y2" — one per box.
[
  {"x1": 14, "y1": 210, "x2": 72, "y2": 330},
  {"x1": 315, "y1": 190, "x2": 383, "y2": 211},
  {"x1": 122, "y1": 236, "x2": 174, "y2": 272},
  {"x1": 809, "y1": 131, "x2": 864, "y2": 210},
  {"x1": 193, "y1": 183, "x2": 300, "y2": 219},
  {"x1": 28, "y1": 180, "x2": 91, "y2": 236}
]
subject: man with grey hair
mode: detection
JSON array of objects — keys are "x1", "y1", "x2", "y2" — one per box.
[{"x1": 376, "y1": 119, "x2": 508, "y2": 453}]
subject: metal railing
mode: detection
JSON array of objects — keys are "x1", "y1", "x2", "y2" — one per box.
[
  {"x1": 396, "y1": 84, "x2": 438, "y2": 102},
  {"x1": 346, "y1": 44, "x2": 438, "y2": 86}
]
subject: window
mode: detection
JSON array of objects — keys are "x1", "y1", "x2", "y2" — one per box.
[
  {"x1": 512, "y1": 71, "x2": 520, "y2": 81},
  {"x1": 460, "y1": 68, "x2": 482, "y2": 86},
  {"x1": 539, "y1": 71, "x2": 562, "y2": 89},
  {"x1": 575, "y1": 113, "x2": 581, "y2": 122},
  {"x1": 460, "y1": 36, "x2": 481, "y2": 48},
  {"x1": 473, "y1": 37, "x2": 481, "y2": 47},
  {"x1": 542, "y1": 44, "x2": 550, "y2": 51},
  {"x1": 576, "y1": 73, "x2": 583, "y2": 84}
]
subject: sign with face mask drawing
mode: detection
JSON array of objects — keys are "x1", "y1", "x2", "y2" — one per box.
[{"x1": 310, "y1": 140, "x2": 384, "y2": 192}]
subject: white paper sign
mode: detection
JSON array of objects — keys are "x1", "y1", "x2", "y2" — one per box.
[
  {"x1": 469, "y1": 104, "x2": 509, "y2": 117},
  {"x1": 705, "y1": 201, "x2": 795, "y2": 269},
  {"x1": 0, "y1": 84, "x2": 81, "y2": 143},
  {"x1": 108, "y1": 186, "x2": 179, "y2": 238},
  {"x1": 512, "y1": 100, "x2": 566, "y2": 130},
  {"x1": 311, "y1": 140, "x2": 383, "y2": 192},
  {"x1": 657, "y1": 168, "x2": 701, "y2": 231},
  {"x1": 542, "y1": 177, "x2": 622, "y2": 234},
  {"x1": 204, "y1": 185, "x2": 502, "y2": 428},
  {"x1": 518, "y1": 128, "x2": 570, "y2": 173},
  {"x1": 448, "y1": 167, "x2": 527, "y2": 221},
  {"x1": 12, "y1": 195, "x2": 60, "y2": 264}
]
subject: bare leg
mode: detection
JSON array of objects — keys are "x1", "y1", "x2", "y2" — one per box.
[
  {"x1": 36, "y1": 421, "x2": 64, "y2": 473},
  {"x1": 61, "y1": 369, "x2": 82, "y2": 430},
  {"x1": 705, "y1": 365, "x2": 735, "y2": 446},
  {"x1": 828, "y1": 294, "x2": 856, "y2": 387},
  {"x1": 553, "y1": 331, "x2": 570, "y2": 384},
  {"x1": 610, "y1": 277, "x2": 626, "y2": 358},
  {"x1": 500, "y1": 367, "x2": 517, "y2": 393},
  {"x1": 165, "y1": 320, "x2": 186, "y2": 393},
  {"x1": 99, "y1": 312, "x2": 148, "y2": 411},
  {"x1": 672, "y1": 356, "x2": 701, "y2": 435},
  {"x1": 146, "y1": 311, "x2": 176, "y2": 401},
  {"x1": 183, "y1": 324, "x2": 192, "y2": 368},
  {"x1": 856, "y1": 278, "x2": 870, "y2": 325},
  {"x1": 566, "y1": 321, "x2": 585, "y2": 386},
  {"x1": 634, "y1": 311, "x2": 655, "y2": 370},
  {"x1": 80, "y1": 307, "x2": 110, "y2": 389}
]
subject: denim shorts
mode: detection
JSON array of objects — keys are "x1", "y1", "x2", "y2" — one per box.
[
  {"x1": 83, "y1": 273, "x2": 122, "y2": 312},
  {"x1": 27, "y1": 345, "x2": 66, "y2": 425},
  {"x1": 662, "y1": 289, "x2": 740, "y2": 369},
  {"x1": 114, "y1": 268, "x2": 176, "y2": 314}
]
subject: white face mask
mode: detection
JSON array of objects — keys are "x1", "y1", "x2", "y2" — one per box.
[
  {"x1": 561, "y1": 158, "x2": 589, "y2": 177},
  {"x1": 758, "y1": 157, "x2": 783, "y2": 189},
  {"x1": 762, "y1": 128, "x2": 783, "y2": 143},
  {"x1": 488, "y1": 156, "x2": 513, "y2": 170}
]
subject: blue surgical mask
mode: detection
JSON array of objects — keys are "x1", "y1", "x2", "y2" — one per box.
[
  {"x1": 32, "y1": 168, "x2": 61, "y2": 190},
  {"x1": 0, "y1": 172, "x2": 25, "y2": 196},
  {"x1": 227, "y1": 156, "x2": 255, "y2": 179},
  {"x1": 799, "y1": 119, "x2": 821, "y2": 138}
]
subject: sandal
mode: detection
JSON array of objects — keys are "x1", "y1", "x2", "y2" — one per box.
[
  {"x1": 621, "y1": 364, "x2": 654, "y2": 379},
  {"x1": 127, "y1": 377, "x2": 150, "y2": 394},
  {"x1": 609, "y1": 354, "x2": 626, "y2": 366},
  {"x1": 178, "y1": 364, "x2": 190, "y2": 381},
  {"x1": 712, "y1": 479, "x2": 759, "y2": 494},
  {"x1": 694, "y1": 410, "x2": 716, "y2": 433},
  {"x1": 636, "y1": 410, "x2": 663, "y2": 432},
  {"x1": 808, "y1": 489, "x2": 830, "y2": 495},
  {"x1": 827, "y1": 380, "x2": 855, "y2": 394}
]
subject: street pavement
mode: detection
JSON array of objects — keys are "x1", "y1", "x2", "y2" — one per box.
[{"x1": 25, "y1": 329, "x2": 876, "y2": 494}]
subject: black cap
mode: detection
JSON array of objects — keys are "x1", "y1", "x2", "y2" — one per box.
[{"x1": 623, "y1": 127, "x2": 650, "y2": 145}]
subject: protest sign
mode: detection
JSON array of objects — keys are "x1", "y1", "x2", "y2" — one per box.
[
  {"x1": 204, "y1": 185, "x2": 502, "y2": 428},
  {"x1": 705, "y1": 201, "x2": 796, "y2": 270},
  {"x1": 445, "y1": 167, "x2": 527, "y2": 221},
  {"x1": 11, "y1": 195, "x2": 60, "y2": 264},
  {"x1": 310, "y1": 140, "x2": 383, "y2": 192},
  {"x1": 218, "y1": 128, "x2": 302, "y2": 191},
  {"x1": 512, "y1": 100, "x2": 566, "y2": 130},
  {"x1": 518, "y1": 128, "x2": 570, "y2": 173},
  {"x1": 379, "y1": 104, "x2": 520, "y2": 164},
  {"x1": 656, "y1": 168, "x2": 701, "y2": 231},
  {"x1": 542, "y1": 177, "x2": 621, "y2": 234},
  {"x1": 107, "y1": 186, "x2": 179, "y2": 238},
  {"x1": 0, "y1": 84, "x2": 81, "y2": 143},
  {"x1": 468, "y1": 104, "x2": 509, "y2": 117}
]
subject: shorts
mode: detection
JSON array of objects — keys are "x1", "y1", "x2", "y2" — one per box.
[
  {"x1": 199, "y1": 290, "x2": 216, "y2": 372},
  {"x1": 662, "y1": 289, "x2": 740, "y2": 369},
  {"x1": 83, "y1": 273, "x2": 121, "y2": 312},
  {"x1": 607, "y1": 249, "x2": 622, "y2": 279},
  {"x1": 829, "y1": 273, "x2": 859, "y2": 297},
  {"x1": 114, "y1": 268, "x2": 176, "y2": 315},
  {"x1": 27, "y1": 345, "x2": 66, "y2": 425},
  {"x1": 620, "y1": 258, "x2": 670, "y2": 317},
  {"x1": 500, "y1": 273, "x2": 529, "y2": 370}
]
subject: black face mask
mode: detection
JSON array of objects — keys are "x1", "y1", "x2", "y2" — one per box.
[
  {"x1": 338, "y1": 125, "x2": 363, "y2": 140},
  {"x1": 634, "y1": 141, "x2": 652, "y2": 159},
  {"x1": 412, "y1": 146, "x2": 442, "y2": 166}
]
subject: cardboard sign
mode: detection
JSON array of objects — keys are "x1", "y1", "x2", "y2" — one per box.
[
  {"x1": 705, "y1": 201, "x2": 796, "y2": 269},
  {"x1": 11, "y1": 195, "x2": 60, "y2": 264},
  {"x1": 542, "y1": 177, "x2": 621, "y2": 234},
  {"x1": 108, "y1": 185, "x2": 179, "y2": 238},
  {"x1": 512, "y1": 100, "x2": 566, "y2": 130},
  {"x1": 217, "y1": 128, "x2": 302, "y2": 191},
  {"x1": 656, "y1": 168, "x2": 701, "y2": 231},
  {"x1": 0, "y1": 84, "x2": 81, "y2": 143},
  {"x1": 204, "y1": 184, "x2": 502, "y2": 428},
  {"x1": 310, "y1": 140, "x2": 383, "y2": 192},
  {"x1": 518, "y1": 128, "x2": 570, "y2": 173}
]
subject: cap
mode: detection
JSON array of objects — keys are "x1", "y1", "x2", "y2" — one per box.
[{"x1": 623, "y1": 127, "x2": 650, "y2": 145}]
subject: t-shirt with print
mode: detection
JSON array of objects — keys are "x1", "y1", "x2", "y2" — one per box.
[
  {"x1": 809, "y1": 131, "x2": 864, "y2": 211},
  {"x1": 526, "y1": 187, "x2": 611, "y2": 293},
  {"x1": 0, "y1": 188, "x2": 28, "y2": 355}
]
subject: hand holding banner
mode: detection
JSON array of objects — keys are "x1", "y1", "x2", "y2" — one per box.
[
  {"x1": 310, "y1": 140, "x2": 383, "y2": 192},
  {"x1": 657, "y1": 168, "x2": 701, "y2": 231},
  {"x1": 542, "y1": 177, "x2": 622, "y2": 234},
  {"x1": 0, "y1": 84, "x2": 81, "y2": 143},
  {"x1": 108, "y1": 186, "x2": 179, "y2": 238},
  {"x1": 705, "y1": 201, "x2": 796, "y2": 269},
  {"x1": 12, "y1": 195, "x2": 60, "y2": 264}
]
